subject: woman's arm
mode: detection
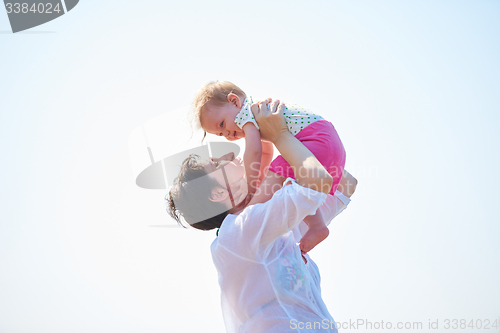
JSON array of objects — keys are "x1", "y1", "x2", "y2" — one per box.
[
  {"x1": 338, "y1": 170, "x2": 357, "y2": 198},
  {"x1": 235, "y1": 100, "x2": 335, "y2": 251},
  {"x1": 252, "y1": 100, "x2": 333, "y2": 194}
]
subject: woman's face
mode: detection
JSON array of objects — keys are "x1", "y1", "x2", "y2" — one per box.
[{"x1": 205, "y1": 152, "x2": 247, "y2": 204}]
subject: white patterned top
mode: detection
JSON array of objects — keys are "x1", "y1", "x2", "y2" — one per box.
[{"x1": 234, "y1": 97, "x2": 324, "y2": 135}]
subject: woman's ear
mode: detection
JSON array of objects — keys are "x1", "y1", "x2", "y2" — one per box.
[{"x1": 209, "y1": 187, "x2": 229, "y2": 203}]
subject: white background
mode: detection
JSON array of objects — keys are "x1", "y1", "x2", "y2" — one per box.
[{"x1": 1, "y1": 1, "x2": 499, "y2": 332}]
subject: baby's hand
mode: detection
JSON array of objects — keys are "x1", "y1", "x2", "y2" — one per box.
[{"x1": 229, "y1": 178, "x2": 248, "y2": 206}]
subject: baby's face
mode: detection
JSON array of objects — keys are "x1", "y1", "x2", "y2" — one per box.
[{"x1": 200, "y1": 102, "x2": 245, "y2": 141}]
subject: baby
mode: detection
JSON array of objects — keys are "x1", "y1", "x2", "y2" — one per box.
[{"x1": 192, "y1": 81, "x2": 346, "y2": 254}]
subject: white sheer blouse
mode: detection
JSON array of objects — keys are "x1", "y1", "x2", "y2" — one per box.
[{"x1": 211, "y1": 178, "x2": 351, "y2": 332}]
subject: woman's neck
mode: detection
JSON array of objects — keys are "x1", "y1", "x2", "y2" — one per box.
[{"x1": 228, "y1": 205, "x2": 245, "y2": 215}]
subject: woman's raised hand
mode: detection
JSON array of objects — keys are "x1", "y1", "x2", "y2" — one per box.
[
  {"x1": 251, "y1": 98, "x2": 289, "y2": 143},
  {"x1": 252, "y1": 99, "x2": 332, "y2": 194}
]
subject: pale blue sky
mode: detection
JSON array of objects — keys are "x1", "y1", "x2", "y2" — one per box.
[{"x1": 1, "y1": 1, "x2": 499, "y2": 332}]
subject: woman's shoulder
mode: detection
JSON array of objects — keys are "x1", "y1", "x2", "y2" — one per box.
[
  {"x1": 217, "y1": 202, "x2": 270, "y2": 244},
  {"x1": 219, "y1": 204, "x2": 258, "y2": 235},
  {"x1": 214, "y1": 206, "x2": 266, "y2": 261}
]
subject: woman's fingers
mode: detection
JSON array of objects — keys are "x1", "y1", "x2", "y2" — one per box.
[
  {"x1": 252, "y1": 98, "x2": 273, "y2": 116},
  {"x1": 276, "y1": 101, "x2": 286, "y2": 114},
  {"x1": 259, "y1": 100, "x2": 269, "y2": 114},
  {"x1": 251, "y1": 102, "x2": 260, "y2": 117},
  {"x1": 269, "y1": 99, "x2": 281, "y2": 113},
  {"x1": 252, "y1": 97, "x2": 288, "y2": 142},
  {"x1": 260, "y1": 98, "x2": 272, "y2": 106}
]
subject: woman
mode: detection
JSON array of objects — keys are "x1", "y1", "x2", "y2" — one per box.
[{"x1": 167, "y1": 100, "x2": 357, "y2": 332}]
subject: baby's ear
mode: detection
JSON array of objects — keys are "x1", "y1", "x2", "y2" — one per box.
[
  {"x1": 209, "y1": 187, "x2": 229, "y2": 202},
  {"x1": 227, "y1": 93, "x2": 242, "y2": 108}
]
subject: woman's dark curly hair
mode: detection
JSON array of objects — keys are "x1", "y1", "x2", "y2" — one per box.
[{"x1": 166, "y1": 154, "x2": 230, "y2": 230}]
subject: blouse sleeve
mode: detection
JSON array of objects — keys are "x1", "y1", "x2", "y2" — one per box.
[
  {"x1": 234, "y1": 178, "x2": 327, "y2": 259},
  {"x1": 297, "y1": 190, "x2": 351, "y2": 237},
  {"x1": 234, "y1": 107, "x2": 260, "y2": 130}
]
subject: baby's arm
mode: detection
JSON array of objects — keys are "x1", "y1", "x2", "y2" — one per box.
[
  {"x1": 242, "y1": 122, "x2": 262, "y2": 198},
  {"x1": 259, "y1": 140, "x2": 274, "y2": 185}
]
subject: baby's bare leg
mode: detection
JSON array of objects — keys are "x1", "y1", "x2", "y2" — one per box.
[{"x1": 299, "y1": 209, "x2": 329, "y2": 254}]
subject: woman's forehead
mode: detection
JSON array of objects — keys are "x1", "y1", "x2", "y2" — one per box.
[{"x1": 204, "y1": 160, "x2": 222, "y2": 175}]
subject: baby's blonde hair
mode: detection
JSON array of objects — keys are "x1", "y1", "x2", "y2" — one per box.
[{"x1": 190, "y1": 81, "x2": 246, "y2": 131}]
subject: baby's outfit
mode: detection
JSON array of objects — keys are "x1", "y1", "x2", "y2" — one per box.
[{"x1": 234, "y1": 97, "x2": 346, "y2": 194}]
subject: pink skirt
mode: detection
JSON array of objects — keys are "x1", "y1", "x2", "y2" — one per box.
[{"x1": 269, "y1": 120, "x2": 346, "y2": 195}]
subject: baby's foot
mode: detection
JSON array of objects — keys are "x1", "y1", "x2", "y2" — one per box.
[{"x1": 299, "y1": 226, "x2": 329, "y2": 255}]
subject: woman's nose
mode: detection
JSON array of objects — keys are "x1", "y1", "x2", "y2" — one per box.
[{"x1": 220, "y1": 152, "x2": 235, "y2": 161}]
